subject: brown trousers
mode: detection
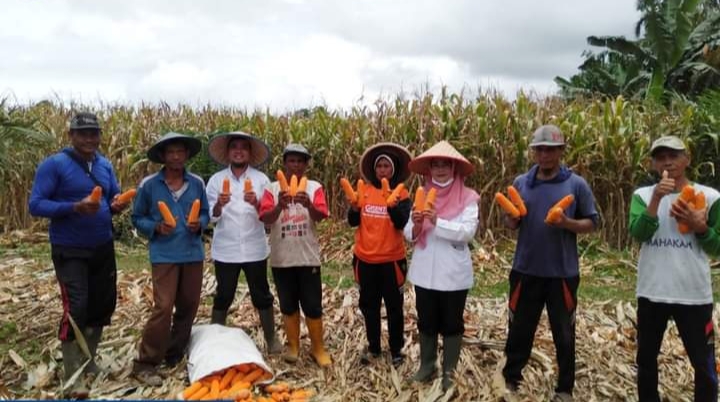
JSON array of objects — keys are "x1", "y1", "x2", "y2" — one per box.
[{"x1": 136, "y1": 262, "x2": 203, "y2": 367}]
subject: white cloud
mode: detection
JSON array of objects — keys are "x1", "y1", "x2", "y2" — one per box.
[{"x1": 0, "y1": 0, "x2": 641, "y2": 110}]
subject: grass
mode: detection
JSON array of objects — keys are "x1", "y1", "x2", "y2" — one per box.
[
  {"x1": 0, "y1": 322, "x2": 44, "y2": 366},
  {"x1": 0, "y1": 242, "x2": 50, "y2": 260},
  {"x1": 112, "y1": 241, "x2": 358, "y2": 289},
  {"x1": 471, "y1": 263, "x2": 638, "y2": 301},
  {"x1": 7, "y1": 237, "x2": 720, "y2": 306},
  {"x1": 0, "y1": 239, "x2": 648, "y2": 300},
  {"x1": 0, "y1": 322, "x2": 18, "y2": 357},
  {"x1": 320, "y1": 260, "x2": 355, "y2": 289}
]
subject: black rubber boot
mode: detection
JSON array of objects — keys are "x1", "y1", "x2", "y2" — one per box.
[
  {"x1": 441, "y1": 335, "x2": 462, "y2": 391},
  {"x1": 411, "y1": 333, "x2": 438, "y2": 382}
]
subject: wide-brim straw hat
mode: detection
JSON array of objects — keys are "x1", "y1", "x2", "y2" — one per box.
[
  {"x1": 208, "y1": 131, "x2": 270, "y2": 167},
  {"x1": 147, "y1": 132, "x2": 202, "y2": 164},
  {"x1": 409, "y1": 140, "x2": 474, "y2": 176},
  {"x1": 359, "y1": 142, "x2": 412, "y2": 183}
]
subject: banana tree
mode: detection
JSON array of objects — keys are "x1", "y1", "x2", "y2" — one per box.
[
  {"x1": 559, "y1": 0, "x2": 720, "y2": 102},
  {"x1": 554, "y1": 50, "x2": 649, "y2": 99}
]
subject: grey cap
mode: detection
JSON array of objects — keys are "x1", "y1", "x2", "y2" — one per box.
[
  {"x1": 530, "y1": 125, "x2": 565, "y2": 147},
  {"x1": 147, "y1": 132, "x2": 202, "y2": 163},
  {"x1": 70, "y1": 112, "x2": 101, "y2": 131},
  {"x1": 282, "y1": 143, "x2": 312, "y2": 160},
  {"x1": 650, "y1": 135, "x2": 686, "y2": 155}
]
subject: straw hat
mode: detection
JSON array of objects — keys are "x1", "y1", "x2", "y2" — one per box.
[
  {"x1": 359, "y1": 142, "x2": 412, "y2": 183},
  {"x1": 409, "y1": 140, "x2": 474, "y2": 176},
  {"x1": 208, "y1": 131, "x2": 270, "y2": 167},
  {"x1": 147, "y1": 132, "x2": 202, "y2": 164}
]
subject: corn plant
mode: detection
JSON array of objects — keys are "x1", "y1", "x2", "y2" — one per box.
[{"x1": 5, "y1": 91, "x2": 715, "y2": 249}]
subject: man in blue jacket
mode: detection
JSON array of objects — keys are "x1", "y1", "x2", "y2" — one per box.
[
  {"x1": 130, "y1": 132, "x2": 209, "y2": 385},
  {"x1": 29, "y1": 112, "x2": 131, "y2": 399}
]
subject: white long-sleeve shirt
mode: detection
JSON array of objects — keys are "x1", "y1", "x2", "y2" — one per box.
[
  {"x1": 404, "y1": 203, "x2": 479, "y2": 291},
  {"x1": 207, "y1": 166, "x2": 269, "y2": 263}
]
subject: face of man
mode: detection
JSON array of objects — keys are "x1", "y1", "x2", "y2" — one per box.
[
  {"x1": 652, "y1": 148, "x2": 689, "y2": 180},
  {"x1": 162, "y1": 142, "x2": 189, "y2": 170},
  {"x1": 531, "y1": 145, "x2": 564, "y2": 173},
  {"x1": 284, "y1": 153, "x2": 308, "y2": 178},
  {"x1": 228, "y1": 138, "x2": 251, "y2": 168},
  {"x1": 69, "y1": 129, "x2": 101, "y2": 159},
  {"x1": 429, "y1": 158, "x2": 454, "y2": 183}
]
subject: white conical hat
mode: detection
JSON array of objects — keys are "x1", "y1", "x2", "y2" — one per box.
[{"x1": 409, "y1": 140, "x2": 474, "y2": 176}]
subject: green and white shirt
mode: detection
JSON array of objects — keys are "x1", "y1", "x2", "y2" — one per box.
[{"x1": 629, "y1": 183, "x2": 720, "y2": 305}]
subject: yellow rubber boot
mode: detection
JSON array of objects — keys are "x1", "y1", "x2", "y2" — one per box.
[
  {"x1": 283, "y1": 312, "x2": 301, "y2": 363},
  {"x1": 305, "y1": 317, "x2": 331, "y2": 367}
]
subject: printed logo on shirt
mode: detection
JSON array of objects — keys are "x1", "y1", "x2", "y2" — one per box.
[
  {"x1": 281, "y1": 223, "x2": 309, "y2": 239},
  {"x1": 644, "y1": 237, "x2": 693, "y2": 250},
  {"x1": 280, "y1": 204, "x2": 309, "y2": 239},
  {"x1": 362, "y1": 203, "x2": 388, "y2": 218},
  {"x1": 280, "y1": 206, "x2": 307, "y2": 225}
]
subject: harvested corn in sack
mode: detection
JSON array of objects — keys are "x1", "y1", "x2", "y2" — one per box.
[{"x1": 185, "y1": 324, "x2": 274, "y2": 389}]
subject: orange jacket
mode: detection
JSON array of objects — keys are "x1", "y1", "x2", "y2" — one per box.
[{"x1": 352, "y1": 185, "x2": 408, "y2": 263}]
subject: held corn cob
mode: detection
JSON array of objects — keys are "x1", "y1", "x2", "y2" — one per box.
[
  {"x1": 506, "y1": 186, "x2": 527, "y2": 216},
  {"x1": 276, "y1": 171, "x2": 289, "y2": 193},
  {"x1": 117, "y1": 188, "x2": 137, "y2": 203},
  {"x1": 289, "y1": 175, "x2": 298, "y2": 197},
  {"x1": 675, "y1": 185, "x2": 695, "y2": 234},
  {"x1": 545, "y1": 195, "x2": 574, "y2": 224},
  {"x1": 381, "y1": 178, "x2": 390, "y2": 197},
  {"x1": 187, "y1": 199, "x2": 201, "y2": 223},
  {"x1": 413, "y1": 187, "x2": 425, "y2": 211},
  {"x1": 356, "y1": 179, "x2": 365, "y2": 206},
  {"x1": 340, "y1": 178, "x2": 357, "y2": 204},
  {"x1": 386, "y1": 183, "x2": 406, "y2": 206},
  {"x1": 158, "y1": 201, "x2": 176, "y2": 228},
  {"x1": 297, "y1": 177, "x2": 308, "y2": 193},
  {"x1": 495, "y1": 192, "x2": 520, "y2": 218},
  {"x1": 89, "y1": 186, "x2": 102, "y2": 203}
]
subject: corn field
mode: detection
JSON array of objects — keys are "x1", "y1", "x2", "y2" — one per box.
[{"x1": 3, "y1": 90, "x2": 718, "y2": 249}]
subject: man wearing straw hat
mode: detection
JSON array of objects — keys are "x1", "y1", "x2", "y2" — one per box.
[
  {"x1": 501, "y1": 125, "x2": 598, "y2": 402},
  {"x1": 259, "y1": 143, "x2": 332, "y2": 367},
  {"x1": 131, "y1": 132, "x2": 209, "y2": 385},
  {"x1": 206, "y1": 131, "x2": 282, "y2": 355},
  {"x1": 29, "y1": 112, "x2": 131, "y2": 399}
]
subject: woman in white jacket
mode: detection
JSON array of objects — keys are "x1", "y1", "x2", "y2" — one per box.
[{"x1": 404, "y1": 140, "x2": 480, "y2": 391}]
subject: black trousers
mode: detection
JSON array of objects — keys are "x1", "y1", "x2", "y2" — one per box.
[
  {"x1": 502, "y1": 271, "x2": 579, "y2": 394},
  {"x1": 414, "y1": 285, "x2": 468, "y2": 336},
  {"x1": 213, "y1": 259, "x2": 273, "y2": 311},
  {"x1": 271, "y1": 266, "x2": 323, "y2": 318},
  {"x1": 354, "y1": 256, "x2": 406, "y2": 356},
  {"x1": 637, "y1": 297, "x2": 717, "y2": 402},
  {"x1": 51, "y1": 241, "x2": 117, "y2": 341}
]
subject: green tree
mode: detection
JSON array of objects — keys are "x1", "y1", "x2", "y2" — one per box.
[
  {"x1": 0, "y1": 99, "x2": 53, "y2": 230},
  {"x1": 557, "y1": 0, "x2": 720, "y2": 101}
]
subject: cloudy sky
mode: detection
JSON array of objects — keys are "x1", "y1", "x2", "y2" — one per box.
[{"x1": 1, "y1": 0, "x2": 639, "y2": 111}]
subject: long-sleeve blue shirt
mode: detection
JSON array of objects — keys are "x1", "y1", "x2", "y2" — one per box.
[
  {"x1": 29, "y1": 148, "x2": 120, "y2": 248},
  {"x1": 132, "y1": 168, "x2": 209, "y2": 264}
]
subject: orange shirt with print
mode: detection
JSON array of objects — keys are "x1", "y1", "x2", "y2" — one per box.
[{"x1": 354, "y1": 185, "x2": 408, "y2": 263}]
